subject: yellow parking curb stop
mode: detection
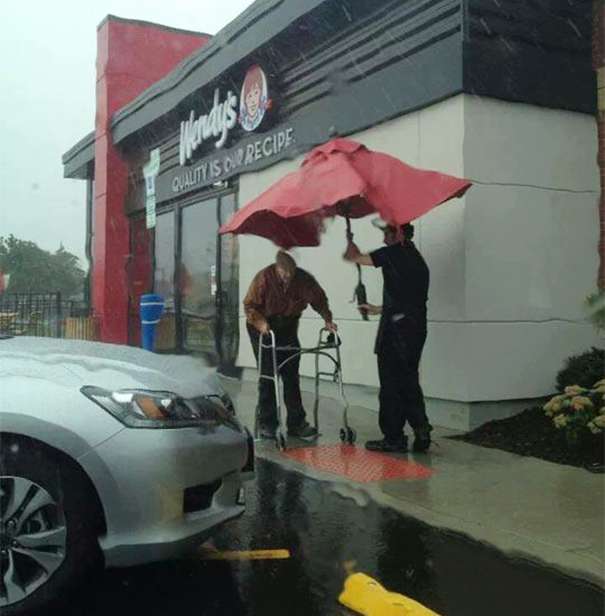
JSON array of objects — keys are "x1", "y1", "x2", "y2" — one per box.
[
  {"x1": 199, "y1": 548, "x2": 291, "y2": 561},
  {"x1": 339, "y1": 573, "x2": 440, "y2": 616}
]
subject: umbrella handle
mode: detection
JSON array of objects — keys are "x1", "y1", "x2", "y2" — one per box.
[
  {"x1": 345, "y1": 215, "x2": 368, "y2": 321},
  {"x1": 356, "y1": 280, "x2": 369, "y2": 321},
  {"x1": 345, "y1": 215, "x2": 354, "y2": 242}
]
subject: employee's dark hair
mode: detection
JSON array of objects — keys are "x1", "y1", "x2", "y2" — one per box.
[{"x1": 402, "y1": 223, "x2": 415, "y2": 240}]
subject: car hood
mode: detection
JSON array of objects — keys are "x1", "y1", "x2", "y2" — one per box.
[{"x1": 0, "y1": 337, "x2": 224, "y2": 399}]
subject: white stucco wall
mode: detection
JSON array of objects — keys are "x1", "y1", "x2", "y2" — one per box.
[
  {"x1": 459, "y1": 97, "x2": 601, "y2": 399},
  {"x1": 236, "y1": 94, "x2": 601, "y2": 403}
]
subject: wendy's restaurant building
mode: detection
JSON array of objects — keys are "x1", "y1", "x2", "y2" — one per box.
[{"x1": 62, "y1": 0, "x2": 601, "y2": 430}]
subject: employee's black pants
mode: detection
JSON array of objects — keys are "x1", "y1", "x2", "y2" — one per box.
[
  {"x1": 376, "y1": 317, "x2": 428, "y2": 441},
  {"x1": 247, "y1": 318, "x2": 306, "y2": 430}
]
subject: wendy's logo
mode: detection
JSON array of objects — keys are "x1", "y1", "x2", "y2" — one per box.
[{"x1": 239, "y1": 65, "x2": 271, "y2": 132}]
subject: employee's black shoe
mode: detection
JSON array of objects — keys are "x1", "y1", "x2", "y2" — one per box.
[
  {"x1": 413, "y1": 423, "x2": 433, "y2": 452},
  {"x1": 288, "y1": 421, "x2": 318, "y2": 439},
  {"x1": 258, "y1": 425, "x2": 277, "y2": 440},
  {"x1": 365, "y1": 437, "x2": 408, "y2": 453}
]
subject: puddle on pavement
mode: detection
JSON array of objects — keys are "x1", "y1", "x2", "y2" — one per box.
[{"x1": 62, "y1": 459, "x2": 603, "y2": 616}]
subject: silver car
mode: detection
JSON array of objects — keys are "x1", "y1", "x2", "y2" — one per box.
[{"x1": 0, "y1": 335, "x2": 253, "y2": 615}]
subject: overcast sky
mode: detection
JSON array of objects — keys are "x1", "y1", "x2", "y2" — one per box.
[{"x1": 0, "y1": 0, "x2": 255, "y2": 264}]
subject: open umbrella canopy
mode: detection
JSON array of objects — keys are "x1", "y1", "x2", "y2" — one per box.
[{"x1": 219, "y1": 138, "x2": 471, "y2": 248}]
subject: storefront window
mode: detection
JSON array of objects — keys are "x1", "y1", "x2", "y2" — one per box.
[
  {"x1": 153, "y1": 211, "x2": 175, "y2": 308},
  {"x1": 181, "y1": 199, "x2": 219, "y2": 358},
  {"x1": 127, "y1": 216, "x2": 153, "y2": 347},
  {"x1": 219, "y1": 193, "x2": 239, "y2": 367},
  {"x1": 148, "y1": 194, "x2": 238, "y2": 361}
]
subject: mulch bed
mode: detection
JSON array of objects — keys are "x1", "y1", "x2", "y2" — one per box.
[{"x1": 450, "y1": 407, "x2": 604, "y2": 472}]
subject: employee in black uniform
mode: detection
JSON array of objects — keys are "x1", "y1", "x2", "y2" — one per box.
[{"x1": 344, "y1": 220, "x2": 432, "y2": 453}]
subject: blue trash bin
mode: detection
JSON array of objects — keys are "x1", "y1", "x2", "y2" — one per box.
[{"x1": 140, "y1": 294, "x2": 165, "y2": 351}]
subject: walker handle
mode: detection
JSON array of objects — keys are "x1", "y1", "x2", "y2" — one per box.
[
  {"x1": 321, "y1": 328, "x2": 342, "y2": 347},
  {"x1": 327, "y1": 332, "x2": 341, "y2": 346},
  {"x1": 259, "y1": 329, "x2": 276, "y2": 347}
]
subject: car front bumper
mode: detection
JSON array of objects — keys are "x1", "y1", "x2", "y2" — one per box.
[{"x1": 78, "y1": 423, "x2": 254, "y2": 568}]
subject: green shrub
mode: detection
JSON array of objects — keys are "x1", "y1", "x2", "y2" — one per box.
[
  {"x1": 556, "y1": 347, "x2": 605, "y2": 392},
  {"x1": 586, "y1": 290, "x2": 605, "y2": 332}
]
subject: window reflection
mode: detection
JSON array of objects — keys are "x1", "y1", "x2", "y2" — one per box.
[
  {"x1": 220, "y1": 193, "x2": 239, "y2": 367},
  {"x1": 181, "y1": 199, "x2": 218, "y2": 357},
  {"x1": 154, "y1": 212, "x2": 175, "y2": 308}
]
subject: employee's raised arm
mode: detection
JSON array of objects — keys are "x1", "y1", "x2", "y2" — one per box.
[{"x1": 343, "y1": 241, "x2": 374, "y2": 266}]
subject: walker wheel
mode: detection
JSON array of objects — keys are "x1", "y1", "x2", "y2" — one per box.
[
  {"x1": 346, "y1": 427, "x2": 357, "y2": 445},
  {"x1": 276, "y1": 433, "x2": 287, "y2": 451},
  {"x1": 339, "y1": 428, "x2": 347, "y2": 443}
]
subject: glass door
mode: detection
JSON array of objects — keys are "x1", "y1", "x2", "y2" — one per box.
[
  {"x1": 149, "y1": 191, "x2": 239, "y2": 367},
  {"x1": 179, "y1": 198, "x2": 219, "y2": 361}
]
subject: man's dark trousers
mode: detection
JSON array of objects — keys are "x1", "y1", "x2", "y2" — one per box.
[
  {"x1": 376, "y1": 316, "x2": 428, "y2": 441},
  {"x1": 247, "y1": 317, "x2": 306, "y2": 431}
]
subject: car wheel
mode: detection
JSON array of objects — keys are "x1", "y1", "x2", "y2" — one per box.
[{"x1": 0, "y1": 439, "x2": 101, "y2": 615}]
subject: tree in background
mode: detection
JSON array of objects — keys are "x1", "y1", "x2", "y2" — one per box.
[{"x1": 0, "y1": 235, "x2": 85, "y2": 299}]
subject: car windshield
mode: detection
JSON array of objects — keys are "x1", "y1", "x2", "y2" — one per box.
[{"x1": 1, "y1": 1, "x2": 604, "y2": 615}]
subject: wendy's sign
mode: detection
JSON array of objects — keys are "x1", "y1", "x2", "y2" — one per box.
[
  {"x1": 179, "y1": 65, "x2": 273, "y2": 166},
  {"x1": 167, "y1": 126, "x2": 295, "y2": 198},
  {"x1": 239, "y1": 65, "x2": 272, "y2": 132}
]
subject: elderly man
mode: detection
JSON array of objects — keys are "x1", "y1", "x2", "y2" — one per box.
[
  {"x1": 344, "y1": 221, "x2": 432, "y2": 453},
  {"x1": 245, "y1": 251, "x2": 337, "y2": 439}
]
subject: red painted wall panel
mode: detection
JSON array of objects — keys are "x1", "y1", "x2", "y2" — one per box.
[{"x1": 92, "y1": 17, "x2": 209, "y2": 343}]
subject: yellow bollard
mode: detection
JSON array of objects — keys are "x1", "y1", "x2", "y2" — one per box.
[{"x1": 338, "y1": 573, "x2": 441, "y2": 616}]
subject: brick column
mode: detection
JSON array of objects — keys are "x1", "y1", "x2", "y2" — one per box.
[
  {"x1": 594, "y1": 1, "x2": 605, "y2": 289},
  {"x1": 92, "y1": 17, "x2": 208, "y2": 343}
]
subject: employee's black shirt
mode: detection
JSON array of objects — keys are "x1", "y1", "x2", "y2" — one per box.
[{"x1": 370, "y1": 241, "x2": 429, "y2": 322}]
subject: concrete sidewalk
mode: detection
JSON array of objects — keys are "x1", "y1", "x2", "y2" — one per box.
[{"x1": 222, "y1": 376, "x2": 605, "y2": 587}]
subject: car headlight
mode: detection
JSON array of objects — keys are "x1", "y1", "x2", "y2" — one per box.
[{"x1": 81, "y1": 386, "x2": 238, "y2": 430}]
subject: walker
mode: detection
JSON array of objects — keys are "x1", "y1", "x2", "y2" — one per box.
[{"x1": 255, "y1": 327, "x2": 356, "y2": 451}]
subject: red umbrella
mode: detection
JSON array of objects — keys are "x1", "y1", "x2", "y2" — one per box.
[
  {"x1": 219, "y1": 138, "x2": 471, "y2": 248},
  {"x1": 220, "y1": 137, "x2": 471, "y2": 320}
]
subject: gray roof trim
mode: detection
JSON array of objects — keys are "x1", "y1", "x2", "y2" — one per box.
[
  {"x1": 111, "y1": 0, "x2": 329, "y2": 144},
  {"x1": 62, "y1": 131, "x2": 95, "y2": 179},
  {"x1": 62, "y1": 130, "x2": 94, "y2": 164}
]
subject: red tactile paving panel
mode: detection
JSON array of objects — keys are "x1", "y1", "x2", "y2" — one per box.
[{"x1": 283, "y1": 444, "x2": 434, "y2": 482}]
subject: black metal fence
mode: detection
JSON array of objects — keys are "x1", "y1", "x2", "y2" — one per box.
[{"x1": 0, "y1": 292, "x2": 95, "y2": 339}]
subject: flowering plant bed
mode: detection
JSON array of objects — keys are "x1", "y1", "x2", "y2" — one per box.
[
  {"x1": 451, "y1": 380, "x2": 605, "y2": 472},
  {"x1": 543, "y1": 381, "x2": 605, "y2": 443}
]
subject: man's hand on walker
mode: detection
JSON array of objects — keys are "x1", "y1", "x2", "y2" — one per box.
[
  {"x1": 258, "y1": 322, "x2": 271, "y2": 335},
  {"x1": 358, "y1": 303, "x2": 382, "y2": 316},
  {"x1": 325, "y1": 321, "x2": 338, "y2": 333}
]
